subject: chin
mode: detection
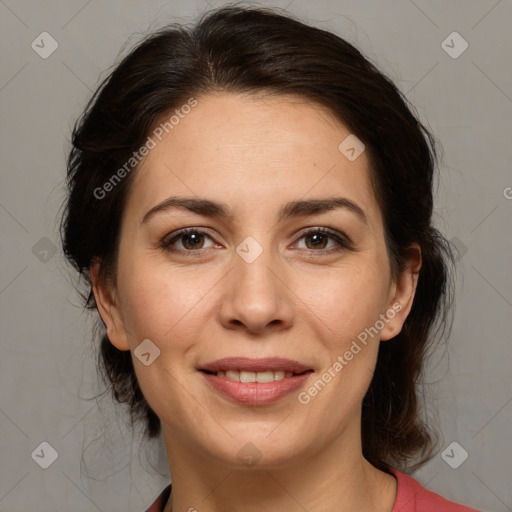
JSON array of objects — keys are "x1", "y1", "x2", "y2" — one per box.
[{"x1": 204, "y1": 426, "x2": 313, "y2": 470}]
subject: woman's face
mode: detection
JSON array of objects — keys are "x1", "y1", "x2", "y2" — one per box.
[{"x1": 91, "y1": 91, "x2": 420, "y2": 469}]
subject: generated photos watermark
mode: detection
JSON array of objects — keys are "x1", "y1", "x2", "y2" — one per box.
[
  {"x1": 93, "y1": 97, "x2": 198, "y2": 200},
  {"x1": 298, "y1": 301, "x2": 403, "y2": 404}
]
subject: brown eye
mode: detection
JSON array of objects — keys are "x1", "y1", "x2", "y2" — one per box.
[
  {"x1": 295, "y1": 228, "x2": 352, "y2": 254},
  {"x1": 304, "y1": 232, "x2": 329, "y2": 250},
  {"x1": 180, "y1": 231, "x2": 206, "y2": 250},
  {"x1": 161, "y1": 229, "x2": 216, "y2": 253}
]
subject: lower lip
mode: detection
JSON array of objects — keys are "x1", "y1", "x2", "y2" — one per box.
[{"x1": 201, "y1": 371, "x2": 312, "y2": 405}]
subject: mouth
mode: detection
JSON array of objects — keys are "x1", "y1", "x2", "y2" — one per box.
[
  {"x1": 200, "y1": 369, "x2": 310, "y2": 382},
  {"x1": 198, "y1": 357, "x2": 314, "y2": 405}
]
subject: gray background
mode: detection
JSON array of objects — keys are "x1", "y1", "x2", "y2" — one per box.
[{"x1": 1, "y1": 0, "x2": 511, "y2": 511}]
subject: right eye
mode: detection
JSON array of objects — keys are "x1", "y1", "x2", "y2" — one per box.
[{"x1": 160, "y1": 228, "x2": 218, "y2": 254}]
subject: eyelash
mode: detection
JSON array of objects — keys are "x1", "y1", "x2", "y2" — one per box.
[{"x1": 159, "y1": 227, "x2": 353, "y2": 256}]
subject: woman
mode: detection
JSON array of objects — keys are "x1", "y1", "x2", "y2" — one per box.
[{"x1": 60, "y1": 5, "x2": 480, "y2": 512}]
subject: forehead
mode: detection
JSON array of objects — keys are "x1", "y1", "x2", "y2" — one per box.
[{"x1": 125, "y1": 92, "x2": 380, "y2": 226}]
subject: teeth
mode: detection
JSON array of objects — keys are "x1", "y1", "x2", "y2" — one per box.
[
  {"x1": 256, "y1": 371, "x2": 274, "y2": 383},
  {"x1": 240, "y1": 371, "x2": 256, "y2": 383},
  {"x1": 226, "y1": 370, "x2": 240, "y2": 381},
  {"x1": 217, "y1": 370, "x2": 296, "y2": 382}
]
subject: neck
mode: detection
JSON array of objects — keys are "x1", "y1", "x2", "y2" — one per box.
[{"x1": 161, "y1": 422, "x2": 397, "y2": 512}]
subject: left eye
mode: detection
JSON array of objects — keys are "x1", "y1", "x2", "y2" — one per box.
[
  {"x1": 294, "y1": 229, "x2": 347, "y2": 252},
  {"x1": 161, "y1": 228, "x2": 350, "y2": 254}
]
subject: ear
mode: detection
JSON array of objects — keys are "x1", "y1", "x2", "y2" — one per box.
[
  {"x1": 380, "y1": 243, "x2": 422, "y2": 341},
  {"x1": 90, "y1": 259, "x2": 130, "y2": 351}
]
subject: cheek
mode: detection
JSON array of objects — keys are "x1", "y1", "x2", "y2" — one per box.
[
  {"x1": 294, "y1": 264, "x2": 386, "y2": 423},
  {"x1": 117, "y1": 258, "x2": 216, "y2": 350},
  {"x1": 295, "y1": 260, "x2": 389, "y2": 348},
  {"x1": 116, "y1": 263, "x2": 214, "y2": 412}
]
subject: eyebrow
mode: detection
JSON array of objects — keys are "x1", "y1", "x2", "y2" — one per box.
[{"x1": 141, "y1": 196, "x2": 369, "y2": 226}]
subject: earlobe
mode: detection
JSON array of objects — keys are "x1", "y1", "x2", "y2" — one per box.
[
  {"x1": 380, "y1": 244, "x2": 422, "y2": 341},
  {"x1": 89, "y1": 260, "x2": 130, "y2": 351}
]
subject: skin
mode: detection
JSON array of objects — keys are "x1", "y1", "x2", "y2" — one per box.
[{"x1": 90, "y1": 91, "x2": 421, "y2": 512}]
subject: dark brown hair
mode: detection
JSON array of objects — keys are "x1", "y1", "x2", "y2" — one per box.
[{"x1": 60, "y1": 5, "x2": 455, "y2": 472}]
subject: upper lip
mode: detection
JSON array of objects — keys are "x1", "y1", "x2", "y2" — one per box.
[{"x1": 199, "y1": 357, "x2": 312, "y2": 374}]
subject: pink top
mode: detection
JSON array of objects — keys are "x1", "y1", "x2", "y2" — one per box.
[{"x1": 145, "y1": 467, "x2": 480, "y2": 511}]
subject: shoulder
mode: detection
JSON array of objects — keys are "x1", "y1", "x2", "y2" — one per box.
[
  {"x1": 145, "y1": 483, "x2": 172, "y2": 512},
  {"x1": 389, "y1": 467, "x2": 481, "y2": 512},
  {"x1": 144, "y1": 474, "x2": 481, "y2": 512}
]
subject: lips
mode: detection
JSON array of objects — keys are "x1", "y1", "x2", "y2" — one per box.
[
  {"x1": 198, "y1": 357, "x2": 313, "y2": 405},
  {"x1": 199, "y1": 357, "x2": 312, "y2": 374}
]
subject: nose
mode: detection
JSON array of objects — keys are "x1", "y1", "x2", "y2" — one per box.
[{"x1": 218, "y1": 244, "x2": 294, "y2": 335}]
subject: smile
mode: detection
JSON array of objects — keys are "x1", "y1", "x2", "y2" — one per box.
[
  {"x1": 204, "y1": 370, "x2": 296, "y2": 382},
  {"x1": 198, "y1": 357, "x2": 314, "y2": 405}
]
